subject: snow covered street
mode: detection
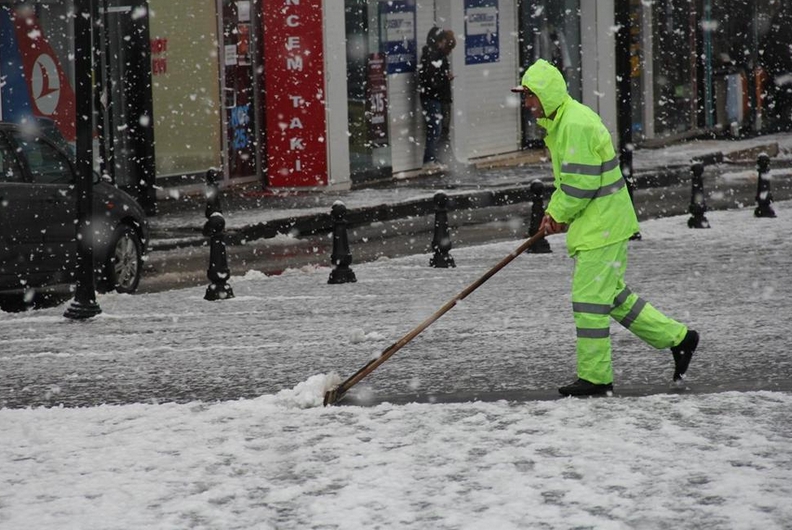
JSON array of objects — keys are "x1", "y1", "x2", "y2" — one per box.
[{"x1": 2, "y1": 203, "x2": 792, "y2": 528}]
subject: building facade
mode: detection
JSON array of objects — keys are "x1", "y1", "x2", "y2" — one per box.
[{"x1": 0, "y1": 0, "x2": 787, "y2": 212}]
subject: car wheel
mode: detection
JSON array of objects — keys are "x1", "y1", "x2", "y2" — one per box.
[
  {"x1": 100, "y1": 225, "x2": 143, "y2": 294},
  {"x1": 0, "y1": 294, "x2": 29, "y2": 313}
]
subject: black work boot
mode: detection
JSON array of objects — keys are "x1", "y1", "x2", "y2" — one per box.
[
  {"x1": 671, "y1": 330, "x2": 699, "y2": 381},
  {"x1": 558, "y1": 378, "x2": 613, "y2": 397}
]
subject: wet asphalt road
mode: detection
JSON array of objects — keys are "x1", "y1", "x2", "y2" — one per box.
[{"x1": 2, "y1": 169, "x2": 792, "y2": 409}]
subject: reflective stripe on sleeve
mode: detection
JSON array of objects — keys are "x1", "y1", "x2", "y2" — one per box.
[
  {"x1": 561, "y1": 156, "x2": 620, "y2": 176},
  {"x1": 561, "y1": 177, "x2": 626, "y2": 200},
  {"x1": 593, "y1": 177, "x2": 626, "y2": 199}
]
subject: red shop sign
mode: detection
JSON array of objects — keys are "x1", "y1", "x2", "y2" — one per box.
[
  {"x1": 366, "y1": 53, "x2": 389, "y2": 147},
  {"x1": 263, "y1": 0, "x2": 327, "y2": 187}
]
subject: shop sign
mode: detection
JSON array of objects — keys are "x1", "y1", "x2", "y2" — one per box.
[
  {"x1": 379, "y1": 0, "x2": 416, "y2": 74},
  {"x1": 465, "y1": 0, "x2": 499, "y2": 65},
  {"x1": 263, "y1": 0, "x2": 328, "y2": 187},
  {"x1": 151, "y1": 38, "x2": 168, "y2": 75},
  {"x1": 366, "y1": 53, "x2": 389, "y2": 147},
  {"x1": 0, "y1": 7, "x2": 76, "y2": 141},
  {"x1": 230, "y1": 103, "x2": 251, "y2": 151}
]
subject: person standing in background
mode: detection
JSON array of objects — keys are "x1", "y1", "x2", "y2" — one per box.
[
  {"x1": 439, "y1": 30, "x2": 457, "y2": 147},
  {"x1": 418, "y1": 28, "x2": 455, "y2": 173}
]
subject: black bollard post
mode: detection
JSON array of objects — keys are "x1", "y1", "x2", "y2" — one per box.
[
  {"x1": 754, "y1": 153, "x2": 776, "y2": 218},
  {"x1": 328, "y1": 201, "x2": 357, "y2": 284},
  {"x1": 429, "y1": 191, "x2": 456, "y2": 268},
  {"x1": 527, "y1": 180, "x2": 552, "y2": 253},
  {"x1": 687, "y1": 162, "x2": 710, "y2": 229},
  {"x1": 203, "y1": 169, "x2": 234, "y2": 300}
]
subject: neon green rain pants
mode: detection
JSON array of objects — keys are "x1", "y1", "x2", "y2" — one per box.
[{"x1": 571, "y1": 240, "x2": 688, "y2": 384}]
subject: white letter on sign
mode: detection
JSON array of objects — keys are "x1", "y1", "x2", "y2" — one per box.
[
  {"x1": 286, "y1": 36, "x2": 301, "y2": 50},
  {"x1": 287, "y1": 55, "x2": 304, "y2": 71},
  {"x1": 290, "y1": 138, "x2": 305, "y2": 150}
]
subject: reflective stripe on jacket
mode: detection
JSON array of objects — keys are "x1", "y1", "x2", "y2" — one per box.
[{"x1": 521, "y1": 59, "x2": 640, "y2": 256}]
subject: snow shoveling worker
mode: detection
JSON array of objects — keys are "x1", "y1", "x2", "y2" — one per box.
[{"x1": 512, "y1": 59, "x2": 699, "y2": 397}]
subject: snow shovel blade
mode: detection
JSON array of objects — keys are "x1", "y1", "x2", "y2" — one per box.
[
  {"x1": 323, "y1": 231, "x2": 547, "y2": 407},
  {"x1": 323, "y1": 387, "x2": 342, "y2": 406},
  {"x1": 323, "y1": 354, "x2": 382, "y2": 406}
]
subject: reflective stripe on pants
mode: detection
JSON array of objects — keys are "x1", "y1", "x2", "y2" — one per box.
[{"x1": 571, "y1": 240, "x2": 687, "y2": 385}]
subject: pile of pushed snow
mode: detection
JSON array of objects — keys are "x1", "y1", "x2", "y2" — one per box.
[
  {"x1": 348, "y1": 328, "x2": 387, "y2": 344},
  {"x1": 237, "y1": 270, "x2": 271, "y2": 282},
  {"x1": 274, "y1": 373, "x2": 342, "y2": 409}
]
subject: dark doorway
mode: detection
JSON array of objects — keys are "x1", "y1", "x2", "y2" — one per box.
[{"x1": 96, "y1": 0, "x2": 156, "y2": 214}]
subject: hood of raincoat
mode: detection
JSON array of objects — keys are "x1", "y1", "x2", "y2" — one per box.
[{"x1": 520, "y1": 59, "x2": 570, "y2": 124}]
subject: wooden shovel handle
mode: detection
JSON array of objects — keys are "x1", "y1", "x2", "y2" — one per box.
[{"x1": 324, "y1": 231, "x2": 547, "y2": 406}]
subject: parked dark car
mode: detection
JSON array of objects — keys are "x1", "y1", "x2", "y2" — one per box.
[{"x1": 0, "y1": 121, "x2": 149, "y2": 304}]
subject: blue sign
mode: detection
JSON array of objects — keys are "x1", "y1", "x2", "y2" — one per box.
[
  {"x1": 465, "y1": 0, "x2": 499, "y2": 65},
  {"x1": 379, "y1": 0, "x2": 417, "y2": 74},
  {"x1": 229, "y1": 103, "x2": 251, "y2": 151},
  {"x1": 0, "y1": 8, "x2": 33, "y2": 122}
]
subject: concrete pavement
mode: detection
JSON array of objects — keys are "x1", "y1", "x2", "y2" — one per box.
[
  {"x1": 136, "y1": 133, "x2": 792, "y2": 293},
  {"x1": 148, "y1": 133, "x2": 792, "y2": 253}
]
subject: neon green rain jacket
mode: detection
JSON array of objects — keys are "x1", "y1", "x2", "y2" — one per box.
[{"x1": 521, "y1": 59, "x2": 639, "y2": 256}]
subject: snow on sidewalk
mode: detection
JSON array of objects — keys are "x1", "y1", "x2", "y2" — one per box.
[{"x1": 1, "y1": 389, "x2": 791, "y2": 529}]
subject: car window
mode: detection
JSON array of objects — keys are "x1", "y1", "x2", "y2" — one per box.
[
  {"x1": 12, "y1": 133, "x2": 74, "y2": 185},
  {"x1": 0, "y1": 136, "x2": 25, "y2": 183}
]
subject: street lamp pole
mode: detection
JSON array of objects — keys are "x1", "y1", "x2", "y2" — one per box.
[{"x1": 64, "y1": 0, "x2": 101, "y2": 320}]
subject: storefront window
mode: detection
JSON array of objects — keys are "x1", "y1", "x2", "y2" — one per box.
[
  {"x1": 148, "y1": 0, "x2": 222, "y2": 179},
  {"x1": 708, "y1": 0, "x2": 788, "y2": 134},
  {"x1": 627, "y1": 0, "x2": 645, "y2": 139},
  {"x1": 519, "y1": 0, "x2": 581, "y2": 145},
  {"x1": 221, "y1": 0, "x2": 257, "y2": 180},
  {"x1": 757, "y1": 1, "x2": 792, "y2": 132},
  {"x1": 2, "y1": 2, "x2": 159, "y2": 210},
  {"x1": 651, "y1": 0, "x2": 696, "y2": 137},
  {"x1": 345, "y1": 0, "x2": 392, "y2": 182}
]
